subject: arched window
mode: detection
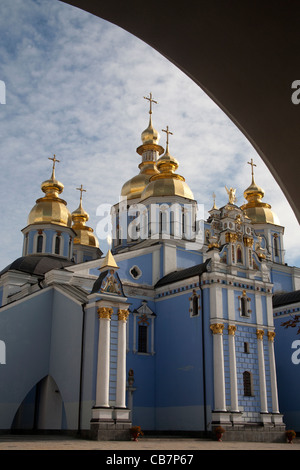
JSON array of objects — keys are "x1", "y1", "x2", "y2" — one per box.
[
  {"x1": 241, "y1": 296, "x2": 248, "y2": 316},
  {"x1": 243, "y1": 371, "x2": 253, "y2": 396},
  {"x1": 274, "y1": 235, "x2": 279, "y2": 257},
  {"x1": 36, "y1": 234, "x2": 43, "y2": 253},
  {"x1": 192, "y1": 295, "x2": 199, "y2": 316},
  {"x1": 239, "y1": 290, "x2": 251, "y2": 317},
  {"x1": 54, "y1": 235, "x2": 61, "y2": 255},
  {"x1": 237, "y1": 245, "x2": 243, "y2": 263}
]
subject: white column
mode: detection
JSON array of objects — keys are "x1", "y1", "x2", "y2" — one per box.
[
  {"x1": 268, "y1": 331, "x2": 280, "y2": 414},
  {"x1": 95, "y1": 307, "x2": 113, "y2": 407},
  {"x1": 210, "y1": 323, "x2": 226, "y2": 411},
  {"x1": 228, "y1": 325, "x2": 239, "y2": 412},
  {"x1": 116, "y1": 309, "x2": 130, "y2": 408},
  {"x1": 256, "y1": 329, "x2": 268, "y2": 413}
]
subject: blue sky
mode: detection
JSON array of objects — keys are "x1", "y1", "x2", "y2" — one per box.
[{"x1": 0, "y1": 0, "x2": 299, "y2": 269}]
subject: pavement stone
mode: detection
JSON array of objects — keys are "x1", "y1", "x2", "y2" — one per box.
[{"x1": 0, "y1": 434, "x2": 299, "y2": 451}]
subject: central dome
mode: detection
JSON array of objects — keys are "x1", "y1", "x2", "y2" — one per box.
[
  {"x1": 140, "y1": 139, "x2": 194, "y2": 201},
  {"x1": 121, "y1": 113, "x2": 164, "y2": 201}
]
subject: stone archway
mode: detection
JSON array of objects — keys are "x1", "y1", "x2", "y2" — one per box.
[{"x1": 11, "y1": 375, "x2": 65, "y2": 431}]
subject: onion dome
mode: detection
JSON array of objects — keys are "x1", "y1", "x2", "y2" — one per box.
[
  {"x1": 71, "y1": 185, "x2": 99, "y2": 247},
  {"x1": 140, "y1": 126, "x2": 194, "y2": 200},
  {"x1": 27, "y1": 155, "x2": 72, "y2": 227},
  {"x1": 121, "y1": 93, "x2": 164, "y2": 201},
  {"x1": 240, "y1": 159, "x2": 280, "y2": 225}
]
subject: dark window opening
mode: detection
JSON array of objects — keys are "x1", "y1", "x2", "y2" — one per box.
[{"x1": 138, "y1": 325, "x2": 148, "y2": 353}]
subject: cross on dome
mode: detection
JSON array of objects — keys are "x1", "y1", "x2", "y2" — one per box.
[
  {"x1": 143, "y1": 92, "x2": 157, "y2": 114},
  {"x1": 162, "y1": 125, "x2": 173, "y2": 146},
  {"x1": 76, "y1": 184, "x2": 86, "y2": 202},
  {"x1": 247, "y1": 158, "x2": 257, "y2": 178},
  {"x1": 48, "y1": 154, "x2": 60, "y2": 179}
]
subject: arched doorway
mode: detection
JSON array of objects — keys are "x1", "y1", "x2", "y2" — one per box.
[{"x1": 12, "y1": 375, "x2": 66, "y2": 431}]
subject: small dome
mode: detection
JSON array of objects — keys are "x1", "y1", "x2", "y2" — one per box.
[
  {"x1": 141, "y1": 115, "x2": 160, "y2": 145},
  {"x1": 71, "y1": 198, "x2": 99, "y2": 247},
  {"x1": 27, "y1": 175, "x2": 72, "y2": 227},
  {"x1": 241, "y1": 175, "x2": 280, "y2": 225}
]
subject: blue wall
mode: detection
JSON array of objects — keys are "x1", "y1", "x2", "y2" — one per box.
[{"x1": 274, "y1": 313, "x2": 300, "y2": 431}]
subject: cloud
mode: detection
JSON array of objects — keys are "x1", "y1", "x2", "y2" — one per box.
[{"x1": 0, "y1": 0, "x2": 299, "y2": 269}]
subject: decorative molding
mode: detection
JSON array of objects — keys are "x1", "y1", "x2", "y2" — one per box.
[
  {"x1": 228, "y1": 324, "x2": 237, "y2": 335},
  {"x1": 97, "y1": 307, "x2": 113, "y2": 320},
  {"x1": 210, "y1": 323, "x2": 224, "y2": 334},
  {"x1": 256, "y1": 329, "x2": 264, "y2": 340},
  {"x1": 118, "y1": 308, "x2": 130, "y2": 322},
  {"x1": 267, "y1": 331, "x2": 276, "y2": 342}
]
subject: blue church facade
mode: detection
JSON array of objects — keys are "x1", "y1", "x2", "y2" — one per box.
[{"x1": 0, "y1": 98, "x2": 299, "y2": 441}]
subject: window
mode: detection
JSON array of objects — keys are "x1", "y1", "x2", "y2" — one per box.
[
  {"x1": 138, "y1": 325, "x2": 148, "y2": 353},
  {"x1": 244, "y1": 342, "x2": 250, "y2": 354},
  {"x1": 239, "y1": 290, "x2": 251, "y2": 317},
  {"x1": 237, "y1": 245, "x2": 243, "y2": 263},
  {"x1": 192, "y1": 295, "x2": 199, "y2": 316},
  {"x1": 243, "y1": 371, "x2": 253, "y2": 396},
  {"x1": 130, "y1": 265, "x2": 142, "y2": 280},
  {"x1": 133, "y1": 301, "x2": 155, "y2": 355},
  {"x1": 36, "y1": 235, "x2": 43, "y2": 253},
  {"x1": 241, "y1": 296, "x2": 248, "y2": 316},
  {"x1": 274, "y1": 235, "x2": 279, "y2": 257},
  {"x1": 54, "y1": 235, "x2": 61, "y2": 255},
  {"x1": 190, "y1": 289, "x2": 200, "y2": 317}
]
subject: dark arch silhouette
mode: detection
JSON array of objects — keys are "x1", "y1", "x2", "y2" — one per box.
[{"x1": 61, "y1": 0, "x2": 300, "y2": 223}]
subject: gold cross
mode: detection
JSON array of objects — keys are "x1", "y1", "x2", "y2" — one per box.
[
  {"x1": 162, "y1": 125, "x2": 173, "y2": 145},
  {"x1": 143, "y1": 92, "x2": 157, "y2": 114},
  {"x1": 76, "y1": 184, "x2": 86, "y2": 202},
  {"x1": 48, "y1": 154, "x2": 60, "y2": 171},
  {"x1": 247, "y1": 158, "x2": 257, "y2": 176}
]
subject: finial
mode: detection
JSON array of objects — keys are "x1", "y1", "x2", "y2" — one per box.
[
  {"x1": 48, "y1": 154, "x2": 60, "y2": 179},
  {"x1": 212, "y1": 192, "x2": 217, "y2": 209},
  {"x1": 76, "y1": 184, "x2": 86, "y2": 203},
  {"x1": 247, "y1": 158, "x2": 257, "y2": 182},
  {"x1": 143, "y1": 92, "x2": 157, "y2": 115}
]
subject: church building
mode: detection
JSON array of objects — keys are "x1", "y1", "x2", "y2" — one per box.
[{"x1": 0, "y1": 94, "x2": 299, "y2": 441}]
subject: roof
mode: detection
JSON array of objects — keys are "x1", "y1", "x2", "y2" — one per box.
[
  {"x1": 0, "y1": 255, "x2": 75, "y2": 277},
  {"x1": 273, "y1": 290, "x2": 300, "y2": 308},
  {"x1": 155, "y1": 259, "x2": 209, "y2": 288}
]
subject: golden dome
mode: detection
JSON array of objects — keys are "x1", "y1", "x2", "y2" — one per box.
[
  {"x1": 71, "y1": 187, "x2": 99, "y2": 247},
  {"x1": 27, "y1": 158, "x2": 72, "y2": 227},
  {"x1": 140, "y1": 129, "x2": 194, "y2": 201},
  {"x1": 140, "y1": 114, "x2": 160, "y2": 146},
  {"x1": 121, "y1": 110, "x2": 164, "y2": 200},
  {"x1": 240, "y1": 161, "x2": 280, "y2": 225}
]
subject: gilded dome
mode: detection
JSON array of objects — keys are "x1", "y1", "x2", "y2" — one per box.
[
  {"x1": 71, "y1": 193, "x2": 99, "y2": 247},
  {"x1": 140, "y1": 114, "x2": 160, "y2": 146},
  {"x1": 240, "y1": 173, "x2": 280, "y2": 225},
  {"x1": 27, "y1": 171, "x2": 72, "y2": 227},
  {"x1": 140, "y1": 136, "x2": 194, "y2": 201},
  {"x1": 121, "y1": 113, "x2": 164, "y2": 201}
]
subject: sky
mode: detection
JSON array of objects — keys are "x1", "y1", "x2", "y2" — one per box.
[{"x1": 0, "y1": 0, "x2": 299, "y2": 269}]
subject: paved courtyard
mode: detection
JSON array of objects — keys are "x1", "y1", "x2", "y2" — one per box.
[{"x1": 0, "y1": 434, "x2": 299, "y2": 451}]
